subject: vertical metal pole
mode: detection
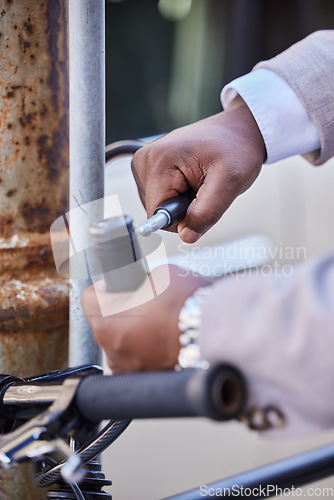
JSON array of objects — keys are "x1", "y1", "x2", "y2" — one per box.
[
  {"x1": 69, "y1": 0, "x2": 105, "y2": 366},
  {"x1": 0, "y1": 1, "x2": 69, "y2": 497}
]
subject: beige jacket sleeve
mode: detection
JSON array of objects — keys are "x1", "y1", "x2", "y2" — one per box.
[
  {"x1": 199, "y1": 254, "x2": 334, "y2": 436},
  {"x1": 199, "y1": 32, "x2": 334, "y2": 435},
  {"x1": 255, "y1": 30, "x2": 334, "y2": 165}
]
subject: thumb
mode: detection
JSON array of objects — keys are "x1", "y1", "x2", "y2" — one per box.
[{"x1": 177, "y1": 169, "x2": 238, "y2": 243}]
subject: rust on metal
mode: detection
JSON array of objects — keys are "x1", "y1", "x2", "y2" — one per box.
[
  {"x1": 0, "y1": 0, "x2": 69, "y2": 356},
  {"x1": 0, "y1": 231, "x2": 56, "y2": 272},
  {"x1": 0, "y1": 0, "x2": 69, "y2": 237},
  {"x1": 0, "y1": 266, "x2": 68, "y2": 333},
  {"x1": 0, "y1": 2, "x2": 69, "y2": 496}
]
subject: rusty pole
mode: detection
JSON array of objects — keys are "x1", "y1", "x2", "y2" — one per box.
[
  {"x1": 0, "y1": 1, "x2": 69, "y2": 498},
  {"x1": 68, "y1": 0, "x2": 105, "y2": 367}
]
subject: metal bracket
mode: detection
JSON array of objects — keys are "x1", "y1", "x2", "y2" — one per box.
[
  {"x1": 0, "y1": 377, "x2": 84, "y2": 483},
  {"x1": 0, "y1": 365, "x2": 103, "y2": 484}
]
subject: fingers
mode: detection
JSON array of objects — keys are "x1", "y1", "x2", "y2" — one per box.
[
  {"x1": 133, "y1": 147, "x2": 233, "y2": 243},
  {"x1": 132, "y1": 143, "x2": 189, "y2": 219},
  {"x1": 131, "y1": 160, "x2": 146, "y2": 209},
  {"x1": 131, "y1": 108, "x2": 265, "y2": 244},
  {"x1": 81, "y1": 284, "x2": 101, "y2": 322},
  {"x1": 177, "y1": 165, "x2": 243, "y2": 243},
  {"x1": 81, "y1": 265, "x2": 212, "y2": 373}
]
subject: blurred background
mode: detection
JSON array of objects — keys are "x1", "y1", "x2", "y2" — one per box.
[
  {"x1": 106, "y1": 0, "x2": 334, "y2": 144},
  {"x1": 103, "y1": 1, "x2": 334, "y2": 499}
]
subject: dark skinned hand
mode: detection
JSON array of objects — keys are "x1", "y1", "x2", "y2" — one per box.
[{"x1": 131, "y1": 95, "x2": 266, "y2": 243}]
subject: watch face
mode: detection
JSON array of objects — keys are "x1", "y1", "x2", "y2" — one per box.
[{"x1": 178, "y1": 344, "x2": 208, "y2": 370}]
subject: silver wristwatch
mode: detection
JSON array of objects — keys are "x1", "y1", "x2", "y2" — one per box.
[
  {"x1": 177, "y1": 286, "x2": 211, "y2": 370},
  {"x1": 177, "y1": 286, "x2": 286, "y2": 431}
]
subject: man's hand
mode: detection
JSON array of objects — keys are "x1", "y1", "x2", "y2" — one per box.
[
  {"x1": 81, "y1": 265, "x2": 210, "y2": 373},
  {"x1": 132, "y1": 96, "x2": 266, "y2": 243}
]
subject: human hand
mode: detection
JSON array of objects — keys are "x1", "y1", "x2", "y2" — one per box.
[
  {"x1": 81, "y1": 265, "x2": 211, "y2": 373},
  {"x1": 131, "y1": 96, "x2": 266, "y2": 243}
]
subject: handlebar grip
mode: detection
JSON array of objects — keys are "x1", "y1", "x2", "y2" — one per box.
[{"x1": 75, "y1": 364, "x2": 246, "y2": 423}]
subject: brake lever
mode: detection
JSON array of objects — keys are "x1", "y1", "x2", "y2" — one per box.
[{"x1": 0, "y1": 377, "x2": 84, "y2": 483}]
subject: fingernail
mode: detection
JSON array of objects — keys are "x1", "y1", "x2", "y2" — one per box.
[{"x1": 179, "y1": 227, "x2": 201, "y2": 243}]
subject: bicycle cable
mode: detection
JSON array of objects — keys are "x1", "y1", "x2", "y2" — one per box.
[{"x1": 68, "y1": 481, "x2": 86, "y2": 500}]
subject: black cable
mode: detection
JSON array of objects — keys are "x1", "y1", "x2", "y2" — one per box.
[
  {"x1": 35, "y1": 403, "x2": 131, "y2": 488},
  {"x1": 68, "y1": 481, "x2": 86, "y2": 500},
  {"x1": 105, "y1": 140, "x2": 144, "y2": 162}
]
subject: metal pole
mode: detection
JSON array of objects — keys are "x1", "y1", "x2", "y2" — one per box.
[
  {"x1": 164, "y1": 443, "x2": 334, "y2": 499},
  {"x1": 0, "y1": 1, "x2": 69, "y2": 497},
  {"x1": 68, "y1": 0, "x2": 105, "y2": 366}
]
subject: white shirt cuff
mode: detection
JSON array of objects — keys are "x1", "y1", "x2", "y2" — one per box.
[{"x1": 221, "y1": 68, "x2": 320, "y2": 164}]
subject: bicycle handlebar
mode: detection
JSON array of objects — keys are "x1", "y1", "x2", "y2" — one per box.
[{"x1": 75, "y1": 364, "x2": 246, "y2": 422}]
